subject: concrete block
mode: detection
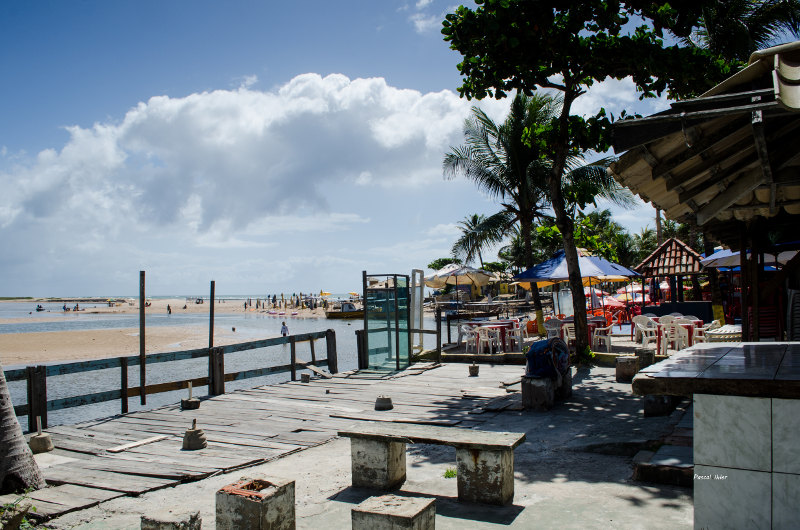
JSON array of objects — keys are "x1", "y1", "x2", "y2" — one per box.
[
  {"x1": 216, "y1": 476, "x2": 295, "y2": 530},
  {"x1": 615, "y1": 356, "x2": 639, "y2": 383},
  {"x1": 521, "y1": 377, "x2": 554, "y2": 411},
  {"x1": 350, "y1": 438, "x2": 406, "y2": 490},
  {"x1": 352, "y1": 494, "x2": 435, "y2": 530},
  {"x1": 455, "y1": 447, "x2": 514, "y2": 505},
  {"x1": 141, "y1": 509, "x2": 201, "y2": 530},
  {"x1": 635, "y1": 348, "x2": 655, "y2": 369}
]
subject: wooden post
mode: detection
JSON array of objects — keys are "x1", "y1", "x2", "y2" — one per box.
[
  {"x1": 309, "y1": 339, "x2": 316, "y2": 365},
  {"x1": 325, "y1": 329, "x2": 338, "y2": 374},
  {"x1": 209, "y1": 280, "x2": 216, "y2": 348},
  {"x1": 355, "y1": 329, "x2": 367, "y2": 369},
  {"x1": 435, "y1": 307, "x2": 442, "y2": 363},
  {"x1": 751, "y1": 236, "x2": 761, "y2": 341},
  {"x1": 208, "y1": 280, "x2": 216, "y2": 392},
  {"x1": 740, "y1": 228, "x2": 750, "y2": 341},
  {"x1": 290, "y1": 337, "x2": 297, "y2": 381},
  {"x1": 139, "y1": 270, "x2": 146, "y2": 405},
  {"x1": 209, "y1": 347, "x2": 225, "y2": 395},
  {"x1": 120, "y1": 357, "x2": 129, "y2": 414},
  {"x1": 26, "y1": 365, "x2": 47, "y2": 430},
  {"x1": 446, "y1": 313, "x2": 452, "y2": 344}
]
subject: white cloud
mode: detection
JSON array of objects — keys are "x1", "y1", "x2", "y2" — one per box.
[
  {"x1": 0, "y1": 73, "x2": 512, "y2": 294},
  {"x1": 410, "y1": 12, "x2": 440, "y2": 33}
]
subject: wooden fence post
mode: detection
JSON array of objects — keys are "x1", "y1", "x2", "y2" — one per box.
[
  {"x1": 435, "y1": 307, "x2": 442, "y2": 363},
  {"x1": 209, "y1": 347, "x2": 225, "y2": 395},
  {"x1": 355, "y1": 329, "x2": 367, "y2": 370},
  {"x1": 120, "y1": 357, "x2": 129, "y2": 414},
  {"x1": 26, "y1": 365, "x2": 47, "y2": 430},
  {"x1": 325, "y1": 329, "x2": 338, "y2": 374},
  {"x1": 309, "y1": 339, "x2": 316, "y2": 364},
  {"x1": 290, "y1": 337, "x2": 297, "y2": 381},
  {"x1": 139, "y1": 270, "x2": 146, "y2": 405}
]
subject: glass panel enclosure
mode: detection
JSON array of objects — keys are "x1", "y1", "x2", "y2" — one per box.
[{"x1": 362, "y1": 272, "x2": 411, "y2": 371}]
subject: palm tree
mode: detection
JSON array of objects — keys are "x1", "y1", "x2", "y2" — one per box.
[
  {"x1": 445, "y1": 93, "x2": 635, "y2": 336},
  {"x1": 685, "y1": 1, "x2": 800, "y2": 62},
  {"x1": 444, "y1": 93, "x2": 557, "y2": 328},
  {"x1": 451, "y1": 214, "x2": 498, "y2": 268},
  {"x1": 1, "y1": 363, "x2": 46, "y2": 493}
]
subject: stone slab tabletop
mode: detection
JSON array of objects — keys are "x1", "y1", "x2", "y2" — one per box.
[
  {"x1": 632, "y1": 342, "x2": 800, "y2": 399},
  {"x1": 338, "y1": 422, "x2": 526, "y2": 451}
]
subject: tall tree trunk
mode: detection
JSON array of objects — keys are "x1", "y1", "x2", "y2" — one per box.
[
  {"x1": 655, "y1": 208, "x2": 663, "y2": 245},
  {"x1": 521, "y1": 218, "x2": 545, "y2": 334},
  {"x1": 550, "y1": 91, "x2": 589, "y2": 356},
  {"x1": 0, "y1": 364, "x2": 46, "y2": 494}
]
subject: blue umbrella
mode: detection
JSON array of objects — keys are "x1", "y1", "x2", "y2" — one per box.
[{"x1": 514, "y1": 250, "x2": 606, "y2": 284}]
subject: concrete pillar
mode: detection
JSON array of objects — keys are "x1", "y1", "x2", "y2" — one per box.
[
  {"x1": 350, "y1": 438, "x2": 407, "y2": 489},
  {"x1": 455, "y1": 447, "x2": 515, "y2": 505},
  {"x1": 351, "y1": 494, "x2": 435, "y2": 529},
  {"x1": 521, "y1": 376, "x2": 554, "y2": 411},
  {"x1": 616, "y1": 356, "x2": 639, "y2": 383},
  {"x1": 216, "y1": 477, "x2": 295, "y2": 530}
]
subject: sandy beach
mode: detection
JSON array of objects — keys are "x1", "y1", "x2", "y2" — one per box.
[{"x1": 0, "y1": 297, "x2": 331, "y2": 366}]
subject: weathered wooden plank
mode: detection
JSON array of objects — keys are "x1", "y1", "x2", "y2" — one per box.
[
  {"x1": 107, "y1": 435, "x2": 169, "y2": 453},
  {"x1": 44, "y1": 465, "x2": 179, "y2": 494}
]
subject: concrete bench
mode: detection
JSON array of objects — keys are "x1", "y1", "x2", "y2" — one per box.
[{"x1": 338, "y1": 422, "x2": 525, "y2": 506}]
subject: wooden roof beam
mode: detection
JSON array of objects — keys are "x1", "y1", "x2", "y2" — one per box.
[
  {"x1": 656, "y1": 116, "x2": 750, "y2": 183},
  {"x1": 696, "y1": 168, "x2": 767, "y2": 225}
]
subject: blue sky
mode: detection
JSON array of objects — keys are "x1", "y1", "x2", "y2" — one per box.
[{"x1": 0, "y1": 1, "x2": 665, "y2": 296}]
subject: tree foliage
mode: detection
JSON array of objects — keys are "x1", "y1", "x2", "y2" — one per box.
[
  {"x1": 685, "y1": 0, "x2": 800, "y2": 63},
  {"x1": 427, "y1": 257, "x2": 461, "y2": 271}
]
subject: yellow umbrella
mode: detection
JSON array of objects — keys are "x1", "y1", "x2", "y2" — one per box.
[
  {"x1": 348, "y1": 291, "x2": 359, "y2": 297},
  {"x1": 320, "y1": 291, "x2": 332, "y2": 297}
]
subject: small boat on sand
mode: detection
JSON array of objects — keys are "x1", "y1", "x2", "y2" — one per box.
[{"x1": 325, "y1": 301, "x2": 364, "y2": 319}]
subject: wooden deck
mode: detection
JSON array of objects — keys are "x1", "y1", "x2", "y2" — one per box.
[{"x1": 4, "y1": 363, "x2": 524, "y2": 521}]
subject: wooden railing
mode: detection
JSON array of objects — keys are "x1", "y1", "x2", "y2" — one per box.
[{"x1": 3, "y1": 329, "x2": 337, "y2": 431}]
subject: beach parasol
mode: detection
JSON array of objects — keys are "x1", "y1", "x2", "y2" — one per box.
[
  {"x1": 616, "y1": 292, "x2": 651, "y2": 303},
  {"x1": 701, "y1": 248, "x2": 798, "y2": 268}
]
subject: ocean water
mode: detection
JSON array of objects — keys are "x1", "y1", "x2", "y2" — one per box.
[{"x1": 2, "y1": 305, "x2": 439, "y2": 431}]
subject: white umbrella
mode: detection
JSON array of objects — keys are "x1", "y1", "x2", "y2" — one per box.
[
  {"x1": 424, "y1": 263, "x2": 461, "y2": 289},
  {"x1": 438, "y1": 265, "x2": 493, "y2": 287}
]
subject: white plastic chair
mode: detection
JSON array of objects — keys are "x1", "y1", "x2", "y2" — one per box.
[
  {"x1": 463, "y1": 328, "x2": 478, "y2": 353},
  {"x1": 476, "y1": 327, "x2": 500, "y2": 354},
  {"x1": 506, "y1": 324, "x2": 525, "y2": 351},
  {"x1": 562, "y1": 323, "x2": 577, "y2": 349},
  {"x1": 659, "y1": 315, "x2": 676, "y2": 326},
  {"x1": 592, "y1": 323, "x2": 614, "y2": 352},
  {"x1": 662, "y1": 320, "x2": 690, "y2": 354},
  {"x1": 632, "y1": 315, "x2": 657, "y2": 347},
  {"x1": 544, "y1": 319, "x2": 562, "y2": 340},
  {"x1": 457, "y1": 324, "x2": 470, "y2": 345}
]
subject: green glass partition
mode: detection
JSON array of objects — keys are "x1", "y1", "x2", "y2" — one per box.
[{"x1": 362, "y1": 272, "x2": 411, "y2": 371}]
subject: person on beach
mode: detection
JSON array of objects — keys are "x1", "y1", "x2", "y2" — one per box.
[
  {"x1": 281, "y1": 321, "x2": 289, "y2": 337},
  {"x1": 167, "y1": 304, "x2": 171, "y2": 315}
]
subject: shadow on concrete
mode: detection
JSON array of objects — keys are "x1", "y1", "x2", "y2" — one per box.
[{"x1": 329, "y1": 486, "x2": 525, "y2": 525}]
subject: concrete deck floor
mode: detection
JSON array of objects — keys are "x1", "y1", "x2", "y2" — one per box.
[{"x1": 42, "y1": 364, "x2": 693, "y2": 529}]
